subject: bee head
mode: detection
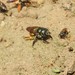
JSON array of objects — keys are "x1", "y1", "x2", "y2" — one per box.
[
  {"x1": 45, "y1": 30, "x2": 53, "y2": 39},
  {"x1": 46, "y1": 30, "x2": 51, "y2": 36}
]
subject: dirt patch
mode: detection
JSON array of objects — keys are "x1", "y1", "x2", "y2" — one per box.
[{"x1": 0, "y1": 0, "x2": 75, "y2": 75}]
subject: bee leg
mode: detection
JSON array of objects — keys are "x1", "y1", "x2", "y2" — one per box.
[
  {"x1": 43, "y1": 40, "x2": 49, "y2": 44},
  {"x1": 24, "y1": 36, "x2": 34, "y2": 40},
  {"x1": 49, "y1": 35, "x2": 53, "y2": 40},
  {"x1": 32, "y1": 37, "x2": 38, "y2": 46}
]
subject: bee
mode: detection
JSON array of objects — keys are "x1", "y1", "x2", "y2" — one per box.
[
  {"x1": 59, "y1": 28, "x2": 69, "y2": 39},
  {"x1": 25, "y1": 26, "x2": 53, "y2": 46},
  {"x1": 0, "y1": 1, "x2": 8, "y2": 13},
  {"x1": 7, "y1": 0, "x2": 31, "y2": 12}
]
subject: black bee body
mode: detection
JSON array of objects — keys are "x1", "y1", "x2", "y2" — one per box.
[
  {"x1": 36, "y1": 27, "x2": 52, "y2": 40},
  {"x1": 0, "y1": 1, "x2": 8, "y2": 13},
  {"x1": 26, "y1": 26, "x2": 53, "y2": 46},
  {"x1": 33, "y1": 27, "x2": 53, "y2": 46}
]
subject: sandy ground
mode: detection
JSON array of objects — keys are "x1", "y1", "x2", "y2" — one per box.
[{"x1": 0, "y1": 0, "x2": 75, "y2": 75}]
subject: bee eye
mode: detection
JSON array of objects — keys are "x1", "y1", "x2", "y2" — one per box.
[{"x1": 46, "y1": 31, "x2": 50, "y2": 35}]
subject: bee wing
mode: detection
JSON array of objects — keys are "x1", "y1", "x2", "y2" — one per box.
[{"x1": 26, "y1": 26, "x2": 38, "y2": 33}]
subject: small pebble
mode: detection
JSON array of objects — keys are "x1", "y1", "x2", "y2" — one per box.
[
  {"x1": 0, "y1": 14, "x2": 5, "y2": 22},
  {"x1": 0, "y1": 38, "x2": 3, "y2": 42},
  {"x1": 26, "y1": 9, "x2": 38, "y2": 19},
  {"x1": 52, "y1": 0, "x2": 58, "y2": 3},
  {"x1": 30, "y1": 0, "x2": 44, "y2": 7},
  {"x1": 0, "y1": 21, "x2": 5, "y2": 27},
  {"x1": 68, "y1": 47, "x2": 74, "y2": 52}
]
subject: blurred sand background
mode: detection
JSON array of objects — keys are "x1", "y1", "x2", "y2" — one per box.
[{"x1": 0, "y1": 0, "x2": 75, "y2": 75}]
